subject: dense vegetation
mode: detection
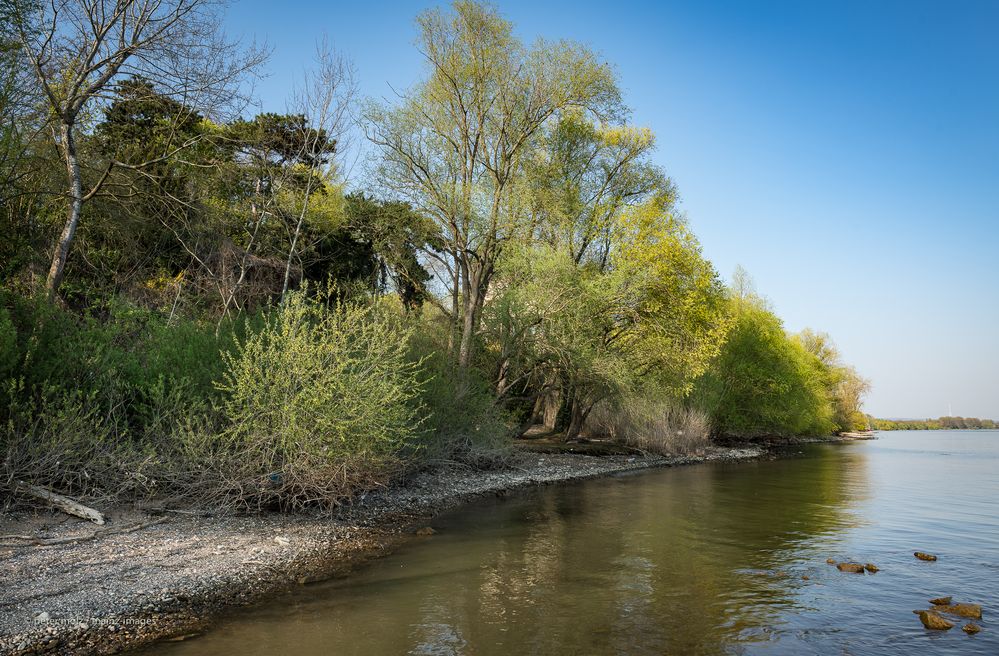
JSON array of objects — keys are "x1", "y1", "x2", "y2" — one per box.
[
  {"x1": 871, "y1": 416, "x2": 997, "y2": 431},
  {"x1": 0, "y1": 1, "x2": 869, "y2": 511}
]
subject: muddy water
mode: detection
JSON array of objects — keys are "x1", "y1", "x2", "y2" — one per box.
[{"x1": 147, "y1": 431, "x2": 998, "y2": 655}]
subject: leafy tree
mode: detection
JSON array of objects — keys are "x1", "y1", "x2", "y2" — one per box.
[
  {"x1": 331, "y1": 194, "x2": 434, "y2": 309},
  {"x1": 528, "y1": 109, "x2": 668, "y2": 267},
  {"x1": 12, "y1": 0, "x2": 263, "y2": 297},
  {"x1": 796, "y1": 329, "x2": 870, "y2": 432},
  {"x1": 367, "y1": 0, "x2": 621, "y2": 368},
  {"x1": 484, "y1": 197, "x2": 728, "y2": 439},
  {"x1": 694, "y1": 298, "x2": 834, "y2": 439}
]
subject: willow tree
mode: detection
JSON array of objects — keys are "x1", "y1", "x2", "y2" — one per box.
[
  {"x1": 484, "y1": 195, "x2": 730, "y2": 439},
  {"x1": 12, "y1": 0, "x2": 263, "y2": 297},
  {"x1": 366, "y1": 0, "x2": 620, "y2": 368},
  {"x1": 528, "y1": 110, "x2": 668, "y2": 267}
]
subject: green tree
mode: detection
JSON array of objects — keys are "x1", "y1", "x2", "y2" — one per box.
[
  {"x1": 367, "y1": 0, "x2": 621, "y2": 368},
  {"x1": 12, "y1": 0, "x2": 263, "y2": 297},
  {"x1": 694, "y1": 298, "x2": 834, "y2": 439}
]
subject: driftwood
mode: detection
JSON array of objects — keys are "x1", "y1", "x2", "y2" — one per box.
[
  {"x1": 15, "y1": 482, "x2": 106, "y2": 525},
  {"x1": 0, "y1": 517, "x2": 168, "y2": 548}
]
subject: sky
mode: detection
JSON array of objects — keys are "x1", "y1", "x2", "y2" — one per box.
[{"x1": 224, "y1": 0, "x2": 999, "y2": 420}]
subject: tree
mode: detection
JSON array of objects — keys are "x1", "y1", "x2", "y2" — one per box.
[
  {"x1": 366, "y1": 0, "x2": 621, "y2": 368},
  {"x1": 694, "y1": 298, "x2": 834, "y2": 439},
  {"x1": 483, "y1": 196, "x2": 729, "y2": 440},
  {"x1": 333, "y1": 193, "x2": 434, "y2": 309},
  {"x1": 795, "y1": 329, "x2": 871, "y2": 432},
  {"x1": 280, "y1": 42, "x2": 356, "y2": 300},
  {"x1": 12, "y1": 0, "x2": 263, "y2": 297},
  {"x1": 528, "y1": 109, "x2": 667, "y2": 267}
]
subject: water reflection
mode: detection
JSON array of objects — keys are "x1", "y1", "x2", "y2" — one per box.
[{"x1": 147, "y1": 433, "x2": 999, "y2": 656}]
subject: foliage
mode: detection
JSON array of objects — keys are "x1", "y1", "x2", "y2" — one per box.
[
  {"x1": 0, "y1": 1, "x2": 873, "y2": 511},
  {"x1": 207, "y1": 291, "x2": 426, "y2": 510},
  {"x1": 366, "y1": 0, "x2": 622, "y2": 368},
  {"x1": 406, "y1": 309, "x2": 513, "y2": 466},
  {"x1": 693, "y1": 297, "x2": 835, "y2": 439},
  {"x1": 871, "y1": 416, "x2": 997, "y2": 430}
]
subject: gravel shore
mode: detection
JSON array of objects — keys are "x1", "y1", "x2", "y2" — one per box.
[{"x1": 0, "y1": 446, "x2": 766, "y2": 655}]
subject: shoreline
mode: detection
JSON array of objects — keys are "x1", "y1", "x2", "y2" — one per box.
[{"x1": 0, "y1": 438, "x2": 851, "y2": 655}]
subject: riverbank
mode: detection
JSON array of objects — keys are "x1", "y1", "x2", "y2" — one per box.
[{"x1": 2, "y1": 442, "x2": 792, "y2": 655}]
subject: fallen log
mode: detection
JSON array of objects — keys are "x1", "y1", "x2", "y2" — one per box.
[{"x1": 15, "y1": 482, "x2": 105, "y2": 525}]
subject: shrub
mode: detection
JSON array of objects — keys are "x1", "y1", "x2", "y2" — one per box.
[
  {"x1": 692, "y1": 300, "x2": 835, "y2": 439},
  {"x1": 1, "y1": 382, "x2": 157, "y2": 501},
  {"x1": 406, "y1": 311, "x2": 512, "y2": 467},
  {"x1": 205, "y1": 292, "x2": 427, "y2": 511},
  {"x1": 587, "y1": 396, "x2": 711, "y2": 455},
  {"x1": 0, "y1": 291, "x2": 234, "y2": 431},
  {"x1": 1, "y1": 292, "x2": 239, "y2": 505}
]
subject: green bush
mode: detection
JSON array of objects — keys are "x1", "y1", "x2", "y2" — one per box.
[
  {"x1": 693, "y1": 300, "x2": 834, "y2": 439},
  {"x1": 2, "y1": 381, "x2": 155, "y2": 499},
  {"x1": 205, "y1": 292, "x2": 427, "y2": 510},
  {"x1": 0, "y1": 291, "x2": 234, "y2": 433},
  {"x1": 406, "y1": 311, "x2": 512, "y2": 466}
]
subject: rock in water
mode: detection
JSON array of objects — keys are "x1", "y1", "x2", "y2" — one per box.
[
  {"x1": 864, "y1": 563, "x2": 879, "y2": 573},
  {"x1": 415, "y1": 527, "x2": 435, "y2": 536},
  {"x1": 836, "y1": 563, "x2": 866, "y2": 573},
  {"x1": 933, "y1": 603, "x2": 983, "y2": 619},
  {"x1": 914, "y1": 552, "x2": 938, "y2": 561},
  {"x1": 929, "y1": 596, "x2": 952, "y2": 605},
  {"x1": 826, "y1": 558, "x2": 837, "y2": 565},
  {"x1": 914, "y1": 610, "x2": 954, "y2": 630},
  {"x1": 963, "y1": 623, "x2": 982, "y2": 634}
]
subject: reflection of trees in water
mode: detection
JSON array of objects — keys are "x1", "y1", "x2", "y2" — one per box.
[{"x1": 297, "y1": 445, "x2": 870, "y2": 655}]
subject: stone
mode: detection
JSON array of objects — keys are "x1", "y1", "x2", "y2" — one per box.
[
  {"x1": 914, "y1": 610, "x2": 954, "y2": 630},
  {"x1": 836, "y1": 562, "x2": 865, "y2": 573},
  {"x1": 929, "y1": 596, "x2": 952, "y2": 605},
  {"x1": 914, "y1": 552, "x2": 937, "y2": 561},
  {"x1": 933, "y1": 603, "x2": 983, "y2": 619},
  {"x1": 415, "y1": 527, "x2": 435, "y2": 536},
  {"x1": 273, "y1": 536, "x2": 291, "y2": 546},
  {"x1": 963, "y1": 623, "x2": 982, "y2": 634},
  {"x1": 826, "y1": 558, "x2": 837, "y2": 565},
  {"x1": 864, "y1": 563, "x2": 879, "y2": 573}
]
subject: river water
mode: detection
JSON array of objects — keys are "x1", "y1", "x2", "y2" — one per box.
[{"x1": 148, "y1": 430, "x2": 998, "y2": 655}]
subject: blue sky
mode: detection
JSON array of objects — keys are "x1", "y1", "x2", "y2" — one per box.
[{"x1": 225, "y1": 0, "x2": 999, "y2": 419}]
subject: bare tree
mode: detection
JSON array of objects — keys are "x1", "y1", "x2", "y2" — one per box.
[
  {"x1": 281, "y1": 40, "x2": 356, "y2": 300},
  {"x1": 12, "y1": 0, "x2": 265, "y2": 297}
]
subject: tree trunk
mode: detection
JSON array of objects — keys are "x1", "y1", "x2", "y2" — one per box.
[
  {"x1": 16, "y1": 482, "x2": 105, "y2": 525},
  {"x1": 282, "y1": 170, "x2": 315, "y2": 301},
  {"x1": 46, "y1": 121, "x2": 82, "y2": 297},
  {"x1": 541, "y1": 387, "x2": 562, "y2": 430},
  {"x1": 457, "y1": 294, "x2": 477, "y2": 368},
  {"x1": 457, "y1": 258, "x2": 492, "y2": 370},
  {"x1": 565, "y1": 394, "x2": 593, "y2": 441}
]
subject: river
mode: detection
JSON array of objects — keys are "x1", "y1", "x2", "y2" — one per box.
[{"x1": 145, "y1": 430, "x2": 998, "y2": 655}]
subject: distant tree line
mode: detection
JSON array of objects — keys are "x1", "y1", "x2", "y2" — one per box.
[{"x1": 871, "y1": 416, "x2": 997, "y2": 431}]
